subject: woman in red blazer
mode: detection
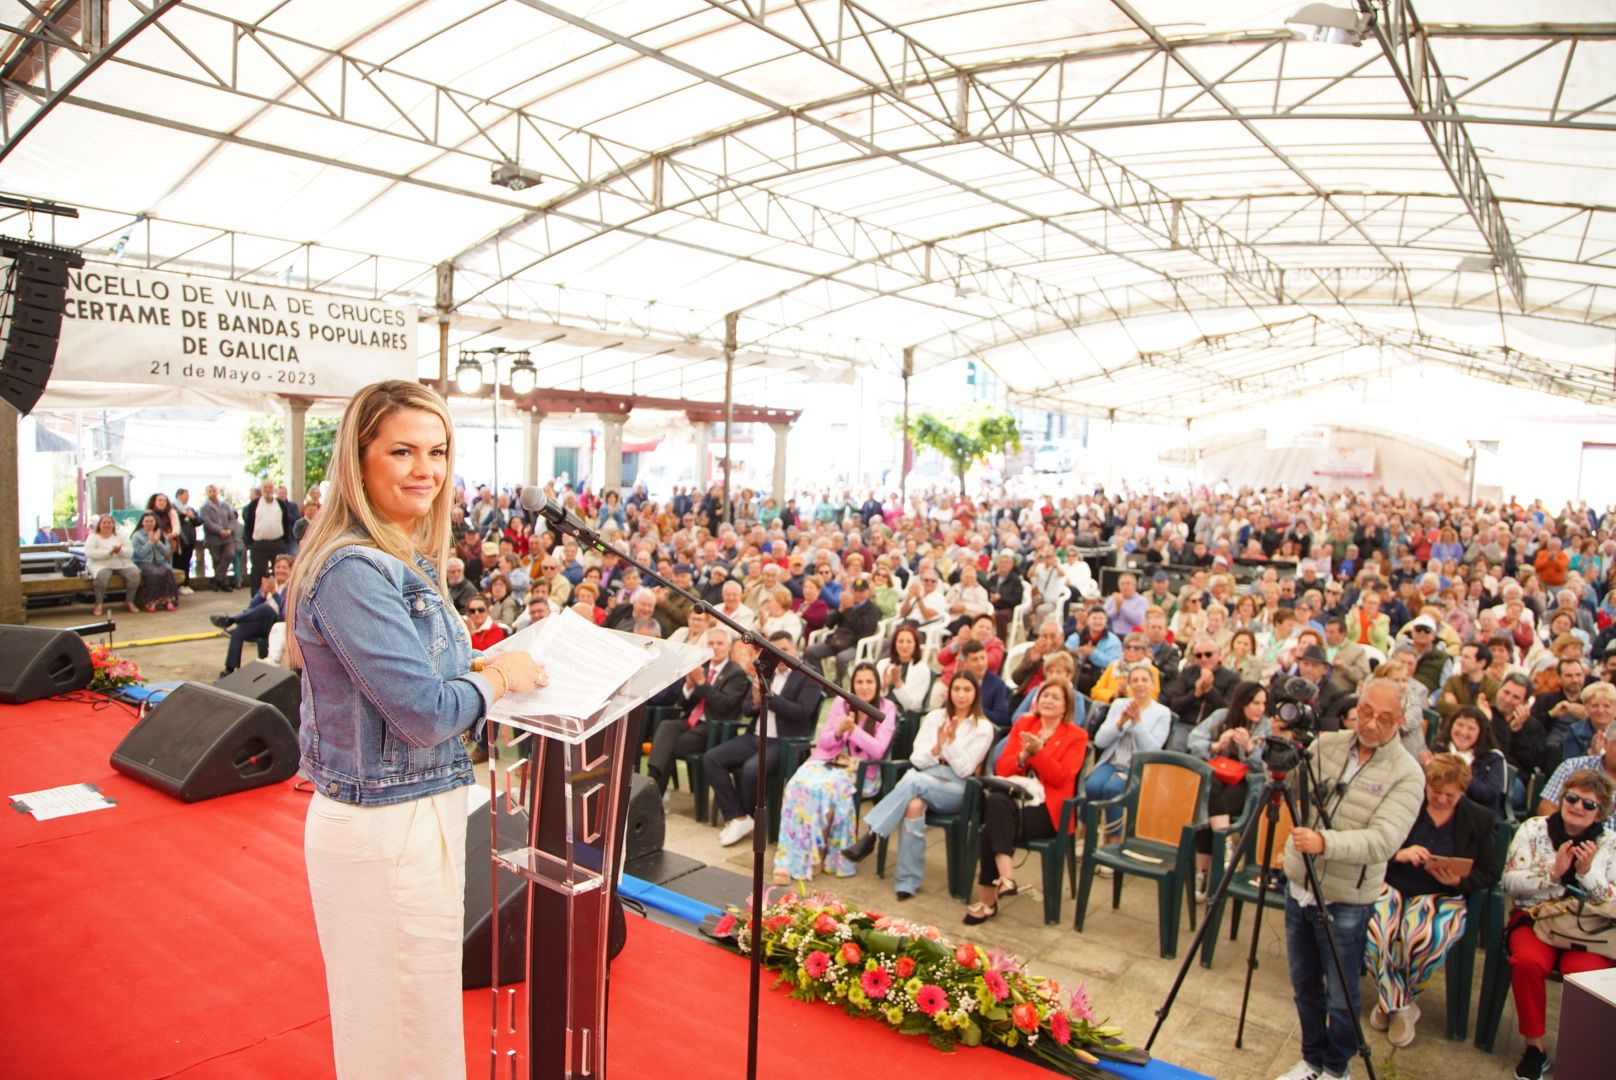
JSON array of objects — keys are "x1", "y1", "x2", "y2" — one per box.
[{"x1": 964, "y1": 678, "x2": 1088, "y2": 924}]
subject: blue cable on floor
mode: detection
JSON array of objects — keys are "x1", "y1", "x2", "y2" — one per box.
[{"x1": 619, "y1": 873, "x2": 722, "y2": 925}]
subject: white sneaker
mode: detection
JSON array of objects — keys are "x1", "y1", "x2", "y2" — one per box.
[
  {"x1": 178, "y1": 585, "x2": 194, "y2": 595},
  {"x1": 1368, "y1": 1004, "x2": 1389, "y2": 1031},
  {"x1": 1272, "y1": 1061, "x2": 1320, "y2": 1080},
  {"x1": 1387, "y1": 1000, "x2": 1419, "y2": 1048},
  {"x1": 718, "y1": 816, "x2": 754, "y2": 846},
  {"x1": 1194, "y1": 869, "x2": 1209, "y2": 901},
  {"x1": 661, "y1": 788, "x2": 672, "y2": 811}
]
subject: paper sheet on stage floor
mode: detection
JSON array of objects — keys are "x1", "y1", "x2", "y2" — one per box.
[
  {"x1": 10, "y1": 782, "x2": 117, "y2": 821},
  {"x1": 484, "y1": 608, "x2": 653, "y2": 721}
]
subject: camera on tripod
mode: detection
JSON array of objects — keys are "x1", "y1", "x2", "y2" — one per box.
[{"x1": 1264, "y1": 674, "x2": 1320, "y2": 772}]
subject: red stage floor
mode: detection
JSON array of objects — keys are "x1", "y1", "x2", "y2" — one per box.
[{"x1": 0, "y1": 696, "x2": 1053, "y2": 1079}]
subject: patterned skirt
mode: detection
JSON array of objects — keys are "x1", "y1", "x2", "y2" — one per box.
[{"x1": 772, "y1": 760, "x2": 859, "y2": 881}]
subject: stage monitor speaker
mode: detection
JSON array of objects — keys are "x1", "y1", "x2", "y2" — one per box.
[
  {"x1": 0, "y1": 624, "x2": 92, "y2": 704},
  {"x1": 110, "y1": 682, "x2": 298, "y2": 802},
  {"x1": 463, "y1": 798, "x2": 531, "y2": 991},
  {"x1": 214, "y1": 661, "x2": 301, "y2": 731},
  {"x1": 623, "y1": 771, "x2": 665, "y2": 863},
  {"x1": 0, "y1": 236, "x2": 81, "y2": 415},
  {"x1": 463, "y1": 787, "x2": 638, "y2": 990}
]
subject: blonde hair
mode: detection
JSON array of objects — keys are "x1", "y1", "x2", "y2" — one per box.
[{"x1": 283, "y1": 381, "x2": 457, "y2": 669}]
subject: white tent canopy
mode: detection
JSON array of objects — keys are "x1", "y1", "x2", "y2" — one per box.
[{"x1": 2, "y1": 1, "x2": 1612, "y2": 416}]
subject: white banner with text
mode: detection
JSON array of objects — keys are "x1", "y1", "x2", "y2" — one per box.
[{"x1": 53, "y1": 265, "x2": 416, "y2": 398}]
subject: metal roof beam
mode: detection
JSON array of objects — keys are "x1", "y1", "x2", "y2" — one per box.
[{"x1": 1367, "y1": 0, "x2": 1529, "y2": 307}]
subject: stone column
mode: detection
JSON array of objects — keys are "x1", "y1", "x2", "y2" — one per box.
[
  {"x1": 284, "y1": 396, "x2": 310, "y2": 503},
  {"x1": 769, "y1": 422, "x2": 790, "y2": 505},
  {"x1": 599, "y1": 412, "x2": 628, "y2": 495},
  {"x1": 524, "y1": 410, "x2": 544, "y2": 485},
  {"x1": 690, "y1": 415, "x2": 709, "y2": 489}
]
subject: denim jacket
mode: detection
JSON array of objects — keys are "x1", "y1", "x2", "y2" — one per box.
[{"x1": 296, "y1": 543, "x2": 493, "y2": 805}]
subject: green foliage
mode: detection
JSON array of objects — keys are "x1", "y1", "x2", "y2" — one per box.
[
  {"x1": 52, "y1": 474, "x2": 79, "y2": 528},
  {"x1": 243, "y1": 414, "x2": 338, "y2": 493},
  {"x1": 905, "y1": 407, "x2": 1023, "y2": 496}
]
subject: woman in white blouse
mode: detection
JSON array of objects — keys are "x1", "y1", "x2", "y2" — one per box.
[
  {"x1": 876, "y1": 623, "x2": 931, "y2": 716},
  {"x1": 841, "y1": 670, "x2": 995, "y2": 899},
  {"x1": 84, "y1": 514, "x2": 141, "y2": 616}
]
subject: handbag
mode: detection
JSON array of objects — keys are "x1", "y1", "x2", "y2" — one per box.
[
  {"x1": 1528, "y1": 896, "x2": 1616, "y2": 960},
  {"x1": 981, "y1": 774, "x2": 1046, "y2": 807},
  {"x1": 1208, "y1": 755, "x2": 1248, "y2": 786}
]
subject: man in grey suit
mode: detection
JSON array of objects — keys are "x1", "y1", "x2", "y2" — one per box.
[{"x1": 199, "y1": 484, "x2": 240, "y2": 592}]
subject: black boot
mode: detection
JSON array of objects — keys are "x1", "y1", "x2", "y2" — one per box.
[
  {"x1": 210, "y1": 615, "x2": 234, "y2": 629},
  {"x1": 841, "y1": 831, "x2": 877, "y2": 863}
]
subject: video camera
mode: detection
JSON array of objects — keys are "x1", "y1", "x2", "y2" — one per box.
[{"x1": 1264, "y1": 674, "x2": 1320, "y2": 773}]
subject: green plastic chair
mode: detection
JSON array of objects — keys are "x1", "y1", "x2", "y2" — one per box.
[
  {"x1": 680, "y1": 718, "x2": 741, "y2": 824},
  {"x1": 1074, "y1": 750, "x2": 1211, "y2": 958},
  {"x1": 858, "y1": 757, "x2": 981, "y2": 902},
  {"x1": 1473, "y1": 820, "x2": 1533, "y2": 1052},
  {"x1": 1197, "y1": 783, "x2": 1293, "y2": 969}
]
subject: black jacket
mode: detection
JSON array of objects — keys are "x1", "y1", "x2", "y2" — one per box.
[
  {"x1": 1165, "y1": 664, "x2": 1239, "y2": 726},
  {"x1": 985, "y1": 571, "x2": 1023, "y2": 613},
  {"x1": 1394, "y1": 795, "x2": 1500, "y2": 896},
  {"x1": 684, "y1": 659, "x2": 751, "y2": 725},
  {"x1": 742, "y1": 669, "x2": 824, "y2": 739},
  {"x1": 241, "y1": 495, "x2": 296, "y2": 544},
  {"x1": 824, "y1": 598, "x2": 880, "y2": 650}
]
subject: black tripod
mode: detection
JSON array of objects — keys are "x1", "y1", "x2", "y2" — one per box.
[{"x1": 1145, "y1": 756, "x2": 1378, "y2": 1080}]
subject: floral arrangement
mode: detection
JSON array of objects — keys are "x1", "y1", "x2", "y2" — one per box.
[
  {"x1": 88, "y1": 644, "x2": 142, "y2": 693},
  {"x1": 711, "y1": 889, "x2": 1142, "y2": 1078}
]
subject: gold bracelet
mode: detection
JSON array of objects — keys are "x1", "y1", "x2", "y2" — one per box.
[{"x1": 488, "y1": 666, "x2": 507, "y2": 699}]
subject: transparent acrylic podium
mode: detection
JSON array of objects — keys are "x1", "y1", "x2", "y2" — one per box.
[{"x1": 483, "y1": 625, "x2": 706, "y2": 1080}]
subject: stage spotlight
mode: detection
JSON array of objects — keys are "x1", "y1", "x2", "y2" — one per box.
[
  {"x1": 1286, "y1": 3, "x2": 1371, "y2": 46},
  {"x1": 491, "y1": 162, "x2": 544, "y2": 191},
  {"x1": 454, "y1": 357, "x2": 485, "y2": 396}
]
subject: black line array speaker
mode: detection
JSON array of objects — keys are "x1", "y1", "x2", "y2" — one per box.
[
  {"x1": 213, "y1": 661, "x2": 301, "y2": 730},
  {"x1": 0, "y1": 236, "x2": 82, "y2": 416},
  {"x1": 0, "y1": 624, "x2": 92, "y2": 704},
  {"x1": 110, "y1": 682, "x2": 299, "y2": 802}
]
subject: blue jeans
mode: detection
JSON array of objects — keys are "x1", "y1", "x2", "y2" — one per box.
[
  {"x1": 1284, "y1": 895, "x2": 1371, "y2": 1077},
  {"x1": 1084, "y1": 761, "x2": 1128, "y2": 827},
  {"x1": 861, "y1": 766, "x2": 965, "y2": 895}
]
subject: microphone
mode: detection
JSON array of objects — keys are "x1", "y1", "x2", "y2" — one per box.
[
  {"x1": 293, "y1": 516, "x2": 311, "y2": 541},
  {"x1": 518, "y1": 487, "x2": 590, "y2": 537}
]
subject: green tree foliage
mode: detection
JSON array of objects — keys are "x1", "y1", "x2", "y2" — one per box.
[
  {"x1": 906, "y1": 407, "x2": 1022, "y2": 496},
  {"x1": 243, "y1": 414, "x2": 338, "y2": 493}
]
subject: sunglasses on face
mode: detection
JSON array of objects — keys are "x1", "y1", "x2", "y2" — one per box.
[
  {"x1": 468, "y1": 607, "x2": 487, "y2": 614},
  {"x1": 1564, "y1": 793, "x2": 1602, "y2": 812},
  {"x1": 1193, "y1": 650, "x2": 1216, "y2": 659}
]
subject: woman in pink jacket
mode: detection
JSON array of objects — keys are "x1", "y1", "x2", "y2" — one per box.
[{"x1": 772, "y1": 662, "x2": 895, "y2": 885}]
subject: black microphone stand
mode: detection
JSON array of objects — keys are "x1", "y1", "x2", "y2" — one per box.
[{"x1": 529, "y1": 497, "x2": 884, "y2": 1080}]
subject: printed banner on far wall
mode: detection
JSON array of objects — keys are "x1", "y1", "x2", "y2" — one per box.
[
  {"x1": 52, "y1": 264, "x2": 416, "y2": 398},
  {"x1": 1313, "y1": 446, "x2": 1376, "y2": 478}
]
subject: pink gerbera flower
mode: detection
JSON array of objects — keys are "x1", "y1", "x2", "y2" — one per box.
[
  {"x1": 982, "y1": 970, "x2": 1009, "y2": 1002},
  {"x1": 914, "y1": 984, "x2": 948, "y2": 1016},
  {"x1": 1051, "y1": 1010, "x2": 1071, "y2": 1046},
  {"x1": 860, "y1": 968, "x2": 892, "y2": 1000},
  {"x1": 713, "y1": 913, "x2": 736, "y2": 938},
  {"x1": 803, "y1": 950, "x2": 831, "y2": 979}
]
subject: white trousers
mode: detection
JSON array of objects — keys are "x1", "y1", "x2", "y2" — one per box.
[{"x1": 305, "y1": 786, "x2": 469, "y2": 1080}]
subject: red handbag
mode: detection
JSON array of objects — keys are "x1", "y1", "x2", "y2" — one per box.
[{"x1": 1208, "y1": 755, "x2": 1248, "y2": 785}]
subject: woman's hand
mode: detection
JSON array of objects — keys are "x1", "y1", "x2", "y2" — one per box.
[
  {"x1": 1552, "y1": 839, "x2": 1576, "y2": 879},
  {"x1": 1394, "y1": 844, "x2": 1430, "y2": 866},
  {"x1": 836, "y1": 714, "x2": 856, "y2": 737},
  {"x1": 488, "y1": 652, "x2": 545, "y2": 695},
  {"x1": 1429, "y1": 862, "x2": 1464, "y2": 887},
  {"x1": 1574, "y1": 839, "x2": 1599, "y2": 877}
]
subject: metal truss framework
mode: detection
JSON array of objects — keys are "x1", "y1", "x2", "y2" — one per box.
[
  {"x1": 1, "y1": 2, "x2": 1612, "y2": 417},
  {"x1": 1368, "y1": 0, "x2": 1526, "y2": 306}
]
